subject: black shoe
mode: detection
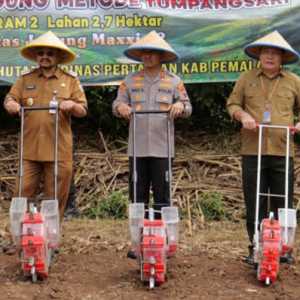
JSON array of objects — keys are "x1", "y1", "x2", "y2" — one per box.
[
  {"x1": 244, "y1": 245, "x2": 255, "y2": 266},
  {"x1": 64, "y1": 207, "x2": 80, "y2": 220},
  {"x1": 127, "y1": 250, "x2": 137, "y2": 259},
  {"x1": 280, "y1": 253, "x2": 295, "y2": 264}
]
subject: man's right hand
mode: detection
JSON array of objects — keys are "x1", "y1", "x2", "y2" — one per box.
[
  {"x1": 234, "y1": 110, "x2": 256, "y2": 130},
  {"x1": 117, "y1": 103, "x2": 131, "y2": 120},
  {"x1": 241, "y1": 113, "x2": 256, "y2": 130},
  {"x1": 4, "y1": 99, "x2": 20, "y2": 115},
  {"x1": 233, "y1": 110, "x2": 256, "y2": 130}
]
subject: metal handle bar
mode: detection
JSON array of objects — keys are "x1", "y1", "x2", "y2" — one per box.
[
  {"x1": 18, "y1": 105, "x2": 59, "y2": 201},
  {"x1": 254, "y1": 123, "x2": 293, "y2": 251},
  {"x1": 132, "y1": 110, "x2": 172, "y2": 207},
  {"x1": 20, "y1": 106, "x2": 59, "y2": 111},
  {"x1": 256, "y1": 123, "x2": 296, "y2": 133}
]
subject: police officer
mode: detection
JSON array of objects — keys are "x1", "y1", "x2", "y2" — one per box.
[
  {"x1": 3, "y1": 31, "x2": 87, "y2": 219},
  {"x1": 113, "y1": 31, "x2": 192, "y2": 258},
  {"x1": 227, "y1": 31, "x2": 300, "y2": 264}
]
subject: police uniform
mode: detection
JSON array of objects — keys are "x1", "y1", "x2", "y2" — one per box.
[
  {"x1": 113, "y1": 31, "x2": 192, "y2": 216},
  {"x1": 113, "y1": 69, "x2": 192, "y2": 212},
  {"x1": 5, "y1": 67, "x2": 87, "y2": 218}
]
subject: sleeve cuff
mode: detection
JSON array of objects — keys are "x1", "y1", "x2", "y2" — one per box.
[{"x1": 227, "y1": 105, "x2": 242, "y2": 119}]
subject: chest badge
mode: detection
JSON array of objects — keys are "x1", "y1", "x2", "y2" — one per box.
[
  {"x1": 27, "y1": 97, "x2": 34, "y2": 106},
  {"x1": 26, "y1": 85, "x2": 36, "y2": 90},
  {"x1": 61, "y1": 83, "x2": 66, "y2": 88}
]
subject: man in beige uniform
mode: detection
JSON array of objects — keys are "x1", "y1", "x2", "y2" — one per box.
[
  {"x1": 113, "y1": 31, "x2": 192, "y2": 258},
  {"x1": 3, "y1": 31, "x2": 87, "y2": 219},
  {"x1": 227, "y1": 31, "x2": 300, "y2": 264}
]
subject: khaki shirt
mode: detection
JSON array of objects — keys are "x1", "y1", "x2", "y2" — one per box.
[
  {"x1": 113, "y1": 69, "x2": 192, "y2": 157},
  {"x1": 5, "y1": 67, "x2": 87, "y2": 161},
  {"x1": 227, "y1": 68, "x2": 300, "y2": 156}
]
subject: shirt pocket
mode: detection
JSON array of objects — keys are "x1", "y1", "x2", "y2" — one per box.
[
  {"x1": 22, "y1": 89, "x2": 38, "y2": 106},
  {"x1": 129, "y1": 88, "x2": 145, "y2": 111},
  {"x1": 244, "y1": 90, "x2": 263, "y2": 109},
  {"x1": 156, "y1": 88, "x2": 173, "y2": 111},
  {"x1": 275, "y1": 90, "x2": 294, "y2": 116}
]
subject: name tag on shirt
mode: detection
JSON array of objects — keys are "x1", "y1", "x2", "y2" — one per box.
[{"x1": 263, "y1": 110, "x2": 271, "y2": 124}]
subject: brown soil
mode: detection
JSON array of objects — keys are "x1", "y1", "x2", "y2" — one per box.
[{"x1": 1, "y1": 217, "x2": 300, "y2": 300}]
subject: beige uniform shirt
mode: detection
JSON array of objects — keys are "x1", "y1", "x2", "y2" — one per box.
[
  {"x1": 5, "y1": 67, "x2": 87, "y2": 161},
  {"x1": 227, "y1": 68, "x2": 300, "y2": 156},
  {"x1": 113, "y1": 69, "x2": 192, "y2": 157}
]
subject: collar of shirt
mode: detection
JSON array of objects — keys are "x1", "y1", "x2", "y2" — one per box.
[
  {"x1": 255, "y1": 68, "x2": 286, "y2": 79},
  {"x1": 144, "y1": 68, "x2": 166, "y2": 84},
  {"x1": 37, "y1": 67, "x2": 62, "y2": 79}
]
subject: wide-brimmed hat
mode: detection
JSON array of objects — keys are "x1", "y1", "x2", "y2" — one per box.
[
  {"x1": 244, "y1": 31, "x2": 299, "y2": 64},
  {"x1": 124, "y1": 31, "x2": 179, "y2": 63},
  {"x1": 20, "y1": 31, "x2": 76, "y2": 64}
]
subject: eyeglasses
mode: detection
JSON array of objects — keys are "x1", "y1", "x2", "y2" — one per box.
[
  {"x1": 142, "y1": 49, "x2": 163, "y2": 55},
  {"x1": 36, "y1": 50, "x2": 55, "y2": 57}
]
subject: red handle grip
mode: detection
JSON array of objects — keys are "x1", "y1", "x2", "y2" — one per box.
[{"x1": 255, "y1": 123, "x2": 297, "y2": 134}]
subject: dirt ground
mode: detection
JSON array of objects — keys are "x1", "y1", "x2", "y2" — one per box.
[{"x1": 1, "y1": 215, "x2": 300, "y2": 300}]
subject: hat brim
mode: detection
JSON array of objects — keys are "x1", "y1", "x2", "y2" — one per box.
[
  {"x1": 244, "y1": 42, "x2": 299, "y2": 65},
  {"x1": 21, "y1": 44, "x2": 76, "y2": 64},
  {"x1": 124, "y1": 46, "x2": 179, "y2": 63}
]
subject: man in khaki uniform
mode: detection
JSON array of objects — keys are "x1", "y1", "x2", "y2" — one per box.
[
  {"x1": 113, "y1": 31, "x2": 192, "y2": 258},
  {"x1": 227, "y1": 31, "x2": 300, "y2": 264},
  {"x1": 3, "y1": 31, "x2": 87, "y2": 219}
]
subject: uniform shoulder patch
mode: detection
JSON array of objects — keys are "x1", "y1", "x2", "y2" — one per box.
[
  {"x1": 126, "y1": 71, "x2": 144, "y2": 84},
  {"x1": 164, "y1": 70, "x2": 176, "y2": 78},
  {"x1": 164, "y1": 70, "x2": 181, "y2": 84},
  {"x1": 131, "y1": 70, "x2": 144, "y2": 79},
  {"x1": 164, "y1": 70, "x2": 180, "y2": 83},
  {"x1": 284, "y1": 70, "x2": 300, "y2": 82},
  {"x1": 61, "y1": 69, "x2": 78, "y2": 78},
  {"x1": 21, "y1": 68, "x2": 36, "y2": 76}
]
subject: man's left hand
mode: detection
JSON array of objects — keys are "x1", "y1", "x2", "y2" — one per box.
[
  {"x1": 60, "y1": 100, "x2": 75, "y2": 113},
  {"x1": 169, "y1": 102, "x2": 184, "y2": 119}
]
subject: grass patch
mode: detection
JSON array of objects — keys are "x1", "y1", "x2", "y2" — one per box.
[
  {"x1": 86, "y1": 191, "x2": 128, "y2": 219},
  {"x1": 199, "y1": 191, "x2": 227, "y2": 221}
]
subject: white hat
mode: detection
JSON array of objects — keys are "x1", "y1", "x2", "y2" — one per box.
[
  {"x1": 124, "y1": 31, "x2": 179, "y2": 63},
  {"x1": 21, "y1": 31, "x2": 76, "y2": 64},
  {"x1": 244, "y1": 31, "x2": 299, "y2": 64}
]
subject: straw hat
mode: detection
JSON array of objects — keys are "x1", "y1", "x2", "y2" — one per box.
[
  {"x1": 20, "y1": 31, "x2": 76, "y2": 64},
  {"x1": 244, "y1": 31, "x2": 299, "y2": 64},
  {"x1": 124, "y1": 31, "x2": 179, "y2": 63}
]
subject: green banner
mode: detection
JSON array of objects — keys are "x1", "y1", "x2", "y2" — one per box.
[{"x1": 0, "y1": 0, "x2": 299, "y2": 85}]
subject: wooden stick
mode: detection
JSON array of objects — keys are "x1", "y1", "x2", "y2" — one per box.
[{"x1": 186, "y1": 195, "x2": 193, "y2": 236}]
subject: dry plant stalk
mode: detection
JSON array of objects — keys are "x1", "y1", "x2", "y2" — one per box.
[{"x1": 2, "y1": 133, "x2": 300, "y2": 223}]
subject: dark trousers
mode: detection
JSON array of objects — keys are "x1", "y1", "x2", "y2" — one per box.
[
  {"x1": 242, "y1": 155, "x2": 294, "y2": 244},
  {"x1": 129, "y1": 157, "x2": 170, "y2": 217}
]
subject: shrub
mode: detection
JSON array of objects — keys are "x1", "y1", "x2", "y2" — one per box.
[
  {"x1": 199, "y1": 191, "x2": 226, "y2": 221},
  {"x1": 86, "y1": 191, "x2": 128, "y2": 219}
]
